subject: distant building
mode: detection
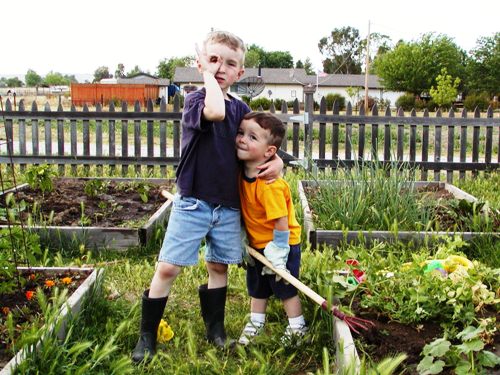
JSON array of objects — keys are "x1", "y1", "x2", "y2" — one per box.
[
  {"x1": 71, "y1": 73, "x2": 170, "y2": 106},
  {"x1": 173, "y1": 67, "x2": 404, "y2": 107}
]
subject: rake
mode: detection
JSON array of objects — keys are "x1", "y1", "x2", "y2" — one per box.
[{"x1": 246, "y1": 246, "x2": 374, "y2": 334}]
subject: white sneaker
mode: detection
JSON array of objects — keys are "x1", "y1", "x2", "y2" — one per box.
[
  {"x1": 238, "y1": 321, "x2": 264, "y2": 346},
  {"x1": 281, "y1": 324, "x2": 308, "y2": 345}
]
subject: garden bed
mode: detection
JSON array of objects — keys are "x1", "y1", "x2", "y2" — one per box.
[
  {"x1": 0, "y1": 178, "x2": 174, "y2": 250},
  {"x1": 299, "y1": 180, "x2": 499, "y2": 249},
  {"x1": 0, "y1": 267, "x2": 100, "y2": 375}
]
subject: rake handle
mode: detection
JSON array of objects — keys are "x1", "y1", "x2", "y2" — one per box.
[{"x1": 246, "y1": 245, "x2": 327, "y2": 309}]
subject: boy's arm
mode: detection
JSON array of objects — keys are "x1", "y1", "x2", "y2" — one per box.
[
  {"x1": 202, "y1": 71, "x2": 225, "y2": 121},
  {"x1": 196, "y1": 45, "x2": 225, "y2": 121},
  {"x1": 256, "y1": 153, "x2": 284, "y2": 183},
  {"x1": 262, "y1": 216, "x2": 290, "y2": 277}
]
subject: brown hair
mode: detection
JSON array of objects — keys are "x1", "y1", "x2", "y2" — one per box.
[
  {"x1": 243, "y1": 112, "x2": 285, "y2": 149},
  {"x1": 204, "y1": 30, "x2": 246, "y2": 63}
]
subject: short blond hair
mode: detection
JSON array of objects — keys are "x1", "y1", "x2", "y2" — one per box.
[{"x1": 204, "y1": 30, "x2": 246, "y2": 63}]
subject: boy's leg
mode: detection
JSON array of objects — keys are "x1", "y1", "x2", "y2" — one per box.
[
  {"x1": 133, "y1": 194, "x2": 209, "y2": 362},
  {"x1": 199, "y1": 204, "x2": 241, "y2": 347},
  {"x1": 238, "y1": 297, "x2": 267, "y2": 345}
]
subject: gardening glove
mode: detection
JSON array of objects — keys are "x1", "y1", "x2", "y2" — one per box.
[
  {"x1": 240, "y1": 230, "x2": 255, "y2": 268},
  {"x1": 262, "y1": 230, "x2": 290, "y2": 282}
]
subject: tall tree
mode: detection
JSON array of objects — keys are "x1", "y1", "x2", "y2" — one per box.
[
  {"x1": 465, "y1": 33, "x2": 500, "y2": 96},
  {"x1": 244, "y1": 49, "x2": 261, "y2": 68},
  {"x1": 157, "y1": 56, "x2": 194, "y2": 80},
  {"x1": 263, "y1": 51, "x2": 294, "y2": 68},
  {"x1": 318, "y1": 26, "x2": 362, "y2": 74},
  {"x1": 115, "y1": 63, "x2": 125, "y2": 78},
  {"x1": 25, "y1": 69, "x2": 43, "y2": 87},
  {"x1": 126, "y1": 65, "x2": 142, "y2": 77},
  {"x1": 93, "y1": 66, "x2": 112, "y2": 82},
  {"x1": 43, "y1": 71, "x2": 71, "y2": 86},
  {"x1": 373, "y1": 33, "x2": 466, "y2": 96}
]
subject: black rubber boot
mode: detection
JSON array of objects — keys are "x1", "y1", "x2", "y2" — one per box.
[
  {"x1": 131, "y1": 290, "x2": 168, "y2": 363},
  {"x1": 198, "y1": 284, "x2": 233, "y2": 348}
]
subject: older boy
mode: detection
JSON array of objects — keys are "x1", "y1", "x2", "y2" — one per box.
[
  {"x1": 132, "y1": 31, "x2": 283, "y2": 363},
  {"x1": 236, "y1": 112, "x2": 307, "y2": 346}
]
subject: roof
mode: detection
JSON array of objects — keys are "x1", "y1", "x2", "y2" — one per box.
[
  {"x1": 173, "y1": 67, "x2": 383, "y2": 89},
  {"x1": 115, "y1": 73, "x2": 169, "y2": 86}
]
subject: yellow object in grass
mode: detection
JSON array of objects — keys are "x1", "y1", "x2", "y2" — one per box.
[{"x1": 157, "y1": 319, "x2": 174, "y2": 343}]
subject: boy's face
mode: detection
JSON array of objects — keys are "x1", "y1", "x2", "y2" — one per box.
[
  {"x1": 200, "y1": 42, "x2": 245, "y2": 91},
  {"x1": 236, "y1": 119, "x2": 276, "y2": 162}
]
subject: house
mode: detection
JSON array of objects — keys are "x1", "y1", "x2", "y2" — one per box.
[
  {"x1": 71, "y1": 73, "x2": 170, "y2": 106},
  {"x1": 173, "y1": 67, "x2": 404, "y2": 107}
]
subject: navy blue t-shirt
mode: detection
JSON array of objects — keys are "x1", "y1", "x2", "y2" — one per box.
[{"x1": 175, "y1": 89, "x2": 250, "y2": 208}]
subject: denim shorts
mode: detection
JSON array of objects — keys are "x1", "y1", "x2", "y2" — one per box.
[
  {"x1": 158, "y1": 194, "x2": 242, "y2": 266},
  {"x1": 246, "y1": 244, "x2": 301, "y2": 300}
]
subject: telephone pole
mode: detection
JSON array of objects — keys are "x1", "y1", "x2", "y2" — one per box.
[{"x1": 364, "y1": 20, "x2": 371, "y2": 113}]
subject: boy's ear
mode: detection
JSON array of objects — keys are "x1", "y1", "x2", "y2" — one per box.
[
  {"x1": 196, "y1": 58, "x2": 203, "y2": 73},
  {"x1": 264, "y1": 145, "x2": 277, "y2": 158},
  {"x1": 236, "y1": 67, "x2": 245, "y2": 80}
]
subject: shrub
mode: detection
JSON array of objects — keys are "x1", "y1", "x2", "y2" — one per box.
[
  {"x1": 325, "y1": 93, "x2": 346, "y2": 111},
  {"x1": 464, "y1": 92, "x2": 490, "y2": 111},
  {"x1": 395, "y1": 93, "x2": 416, "y2": 111},
  {"x1": 374, "y1": 97, "x2": 391, "y2": 111},
  {"x1": 272, "y1": 98, "x2": 285, "y2": 110},
  {"x1": 249, "y1": 97, "x2": 271, "y2": 110},
  {"x1": 357, "y1": 96, "x2": 376, "y2": 111}
]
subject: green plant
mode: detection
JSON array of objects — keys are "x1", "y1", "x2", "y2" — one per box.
[
  {"x1": 84, "y1": 179, "x2": 109, "y2": 198},
  {"x1": 325, "y1": 93, "x2": 346, "y2": 111},
  {"x1": 417, "y1": 325, "x2": 500, "y2": 374},
  {"x1": 79, "y1": 202, "x2": 91, "y2": 226},
  {"x1": 463, "y1": 92, "x2": 490, "y2": 111},
  {"x1": 395, "y1": 93, "x2": 416, "y2": 111},
  {"x1": 24, "y1": 165, "x2": 57, "y2": 194},
  {"x1": 429, "y1": 67, "x2": 461, "y2": 109}
]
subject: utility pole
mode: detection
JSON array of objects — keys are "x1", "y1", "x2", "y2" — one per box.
[{"x1": 364, "y1": 20, "x2": 371, "y2": 113}]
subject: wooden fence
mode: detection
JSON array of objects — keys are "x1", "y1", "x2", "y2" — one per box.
[{"x1": 0, "y1": 92, "x2": 498, "y2": 182}]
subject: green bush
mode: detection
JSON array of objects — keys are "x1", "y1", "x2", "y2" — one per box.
[
  {"x1": 395, "y1": 93, "x2": 416, "y2": 111},
  {"x1": 249, "y1": 97, "x2": 271, "y2": 110},
  {"x1": 272, "y1": 98, "x2": 285, "y2": 110},
  {"x1": 464, "y1": 92, "x2": 490, "y2": 111},
  {"x1": 325, "y1": 93, "x2": 346, "y2": 111}
]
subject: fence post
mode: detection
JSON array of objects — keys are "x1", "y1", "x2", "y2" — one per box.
[{"x1": 303, "y1": 85, "x2": 315, "y2": 166}]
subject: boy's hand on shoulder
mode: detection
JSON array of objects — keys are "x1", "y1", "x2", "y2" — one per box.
[{"x1": 256, "y1": 154, "x2": 283, "y2": 184}]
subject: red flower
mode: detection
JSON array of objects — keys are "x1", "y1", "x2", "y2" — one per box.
[
  {"x1": 2, "y1": 307, "x2": 10, "y2": 315},
  {"x1": 25, "y1": 290, "x2": 35, "y2": 300},
  {"x1": 28, "y1": 273, "x2": 36, "y2": 281}
]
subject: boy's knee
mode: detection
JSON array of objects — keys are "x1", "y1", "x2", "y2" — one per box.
[
  {"x1": 155, "y1": 262, "x2": 181, "y2": 280},
  {"x1": 206, "y1": 261, "x2": 228, "y2": 275}
]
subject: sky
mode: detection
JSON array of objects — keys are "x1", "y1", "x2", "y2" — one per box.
[{"x1": 1, "y1": 0, "x2": 498, "y2": 81}]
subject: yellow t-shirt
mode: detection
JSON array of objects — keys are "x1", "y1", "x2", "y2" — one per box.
[{"x1": 239, "y1": 175, "x2": 301, "y2": 249}]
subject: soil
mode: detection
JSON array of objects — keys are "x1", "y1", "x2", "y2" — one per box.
[
  {"x1": 1, "y1": 179, "x2": 174, "y2": 227},
  {"x1": 350, "y1": 300, "x2": 500, "y2": 374},
  {"x1": 0, "y1": 270, "x2": 89, "y2": 367}
]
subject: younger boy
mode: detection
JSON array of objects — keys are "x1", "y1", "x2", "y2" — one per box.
[
  {"x1": 236, "y1": 112, "x2": 307, "y2": 346},
  {"x1": 132, "y1": 31, "x2": 282, "y2": 363}
]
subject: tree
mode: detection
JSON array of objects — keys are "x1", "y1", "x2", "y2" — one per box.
[
  {"x1": 296, "y1": 58, "x2": 314, "y2": 75},
  {"x1": 429, "y1": 67, "x2": 461, "y2": 108},
  {"x1": 25, "y1": 69, "x2": 43, "y2": 87},
  {"x1": 318, "y1": 26, "x2": 363, "y2": 74},
  {"x1": 373, "y1": 33, "x2": 466, "y2": 96},
  {"x1": 157, "y1": 56, "x2": 194, "y2": 80},
  {"x1": 244, "y1": 49, "x2": 261, "y2": 68},
  {"x1": 5, "y1": 77, "x2": 24, "y2": 87},
  {"x1": 465, "y1": 33, "x2": 499, "y2": 96},
  {"x1": 126, "y1": 65, "x2": 142, "y2": 77},
  {"x1": 93, "y1": 66, "x2": 112, "y2": 82},
  {"x1": 245, "y1": 44, "x2": 293, "y2": 69},
  {"x1": 43, "y1": 71, "x2": 70, "y2": 86},
  {"x1": 115, "y1": 63, "x2": 125, "y2": 78},
  {"x1": 263, "y1": 51, "x2": 293, "y2": 68}
]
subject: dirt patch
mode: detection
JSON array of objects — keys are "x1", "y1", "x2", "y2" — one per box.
[
  {"x1": 0, "y1": 270, "x2": 89, "y2": 367},
  {"x1": 1, "y1": 179, "x2": 174, "y2": 227}
]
